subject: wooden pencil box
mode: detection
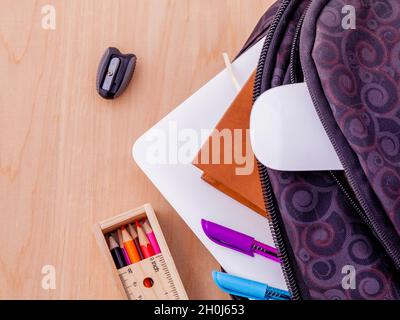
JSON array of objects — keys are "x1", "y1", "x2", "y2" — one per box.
[{"x1": 94, "y1": 203, "x2": 188, "y2": 300}]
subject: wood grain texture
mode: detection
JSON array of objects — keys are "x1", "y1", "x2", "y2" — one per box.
[{"x1": 0, "y1": 0, "x2": 274, "y2": 299}]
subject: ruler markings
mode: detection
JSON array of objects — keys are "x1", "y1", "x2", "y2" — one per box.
[{"x1": 117, "y1": 254, "x2": 182, "y2": 300}]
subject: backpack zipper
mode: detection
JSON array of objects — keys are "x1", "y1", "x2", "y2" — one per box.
[
  {"x1": 329, "y1": 171, "x2": 367, "y2": 219},
  {"x1": 289, "y1": 6, "x2": 308, "y2": 84},
  {"x1": 253, "y1": 0, "x2": 302, "y2": 300}
]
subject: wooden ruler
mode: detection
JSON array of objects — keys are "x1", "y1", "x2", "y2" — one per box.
[{"x1": 118, "y1": 254, "x2": 182, "y2": 300}]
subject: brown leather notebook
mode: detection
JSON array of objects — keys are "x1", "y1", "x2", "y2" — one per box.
[{"x1": 193, "y1": 72, "x2": 267, "y2": 217}]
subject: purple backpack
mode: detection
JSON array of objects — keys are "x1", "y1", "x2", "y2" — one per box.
[{"x1": 246, "y1": 0, "x2": 400, "y2": 300}]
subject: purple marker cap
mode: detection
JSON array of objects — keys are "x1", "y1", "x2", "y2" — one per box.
[
  {"x1": 201, "y1": 219, "x2": 279, "y2": 262},
  {"x1": 202, "y1": 219, "x2": 255, "y2": 257}
]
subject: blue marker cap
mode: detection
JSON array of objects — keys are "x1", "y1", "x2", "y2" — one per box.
[{"x1": 212, "y1": 271, "x2": 268, "y2": 300}]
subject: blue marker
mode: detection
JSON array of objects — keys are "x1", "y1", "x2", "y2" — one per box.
[{"x1": 212, "y1": 271, "x2": 291, "y2": 300}]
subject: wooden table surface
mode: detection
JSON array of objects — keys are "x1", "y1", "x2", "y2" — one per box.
[{"x1": 0, "y1": 0, "x2": 274, "y2": 299}]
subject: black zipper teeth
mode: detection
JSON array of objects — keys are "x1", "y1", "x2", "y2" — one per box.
[
  {"x1": 302, "y1": 71, "x2": 400, "y2": 268},
  {"x1": 253, "y1": 1, "x2": 290, "y2": 99},
  {"x1": 257, "y1": 163, "x2": 301, "y2": 299},
  {"x1": 253, "y1": 0, "x2": 301, "y2": 300},
  {"x1": 289, "y1": 7, "x2": 308, "y2": 84}
]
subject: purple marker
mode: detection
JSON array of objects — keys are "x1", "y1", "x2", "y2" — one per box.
[{"x1": 201, "y1": 219, "x2": 280, "y2": 263}]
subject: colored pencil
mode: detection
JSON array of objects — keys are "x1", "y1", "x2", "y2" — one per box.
[
  {"x1": 136, "y1": 221, "x2": 155, "y2": 258},
  {"x1": 128, "y1": 224, "x2": 145, "y2": 260},
  {"x1": 121, "y1": 226, "x2": 141, "y2": 263},
  {"x1": 142, "y1": 220, "x2": 161, "y2": 254},
  {"x1": 117, "y1": 229, "x2": 131, "y2": 265},
  {"x1": 108, "y1": 235, "x2": 127, "y2": 269}
]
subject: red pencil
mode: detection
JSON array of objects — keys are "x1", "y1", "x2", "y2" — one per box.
[{"x1": 136, "y1": 221, "x2": 155, "y2": 258}]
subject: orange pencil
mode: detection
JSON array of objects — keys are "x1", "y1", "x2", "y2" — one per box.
[
  {"x1": 136, "y1": 221, "x2": 155, "y2": 258},
  {"x1": 116, "y1": 230, "x2": 131, "y2": 265},
  {"x1": 128, "y1": 224, "x2": 145, "y2": 260},
  {"x1": 121, "y1": 226, "x2": 141, "y2": 263}
]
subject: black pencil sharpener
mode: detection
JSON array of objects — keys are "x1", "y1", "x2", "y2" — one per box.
[{"x1": 96, "y1": 47, "x2": 137, "y2": 100}]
